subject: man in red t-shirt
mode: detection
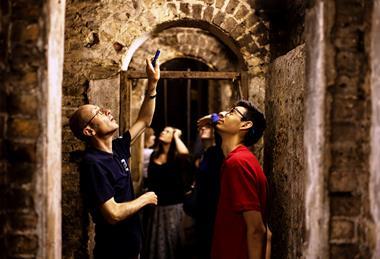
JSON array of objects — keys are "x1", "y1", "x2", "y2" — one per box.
[{"x1": 211, "y1": 100, "x2": 268, "y2": 259}]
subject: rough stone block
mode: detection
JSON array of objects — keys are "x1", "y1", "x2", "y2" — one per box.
[
  {"x1": 238, "y1": 33, "x2": 253, "y2": 48},
  {"x1": 235, "y1": 4, "x2": 250, "y2": 20},
  {"x1": 330, "y1": 195, "x2": 361, "y2": 217},
  {"x1": 212, "y1": 11, "x2": 225, "y2": 26},
  {"x1": 9, "y1": 71, "x2": 38, "y2": 91},
  {"x1": 330, "y1": 244, "x2": 359, "y2": 258},
  {"x1": 335, "y1": 75, "x2": 359, "y2": 96},
  {"x1": 9, "y1": 210, "x2": 38, "y2": 230},
  {"x1": 215, "y1": 0, "x2": 224, "y2": 8},
  {"x1": 10, "y1": 45, "x2": 43, "y2": 70},
  {"x1": 266, "y1": 44, "x2": 305, "y2": 258},
  {"x1": 331, "y1": 122, "x2": 357, "y2": 142},
  {"x1": 230, "y1": 23, "x2": 246, "y2": 39},
  {"x1": 330, "y1": 217, "x2": 356, "y2": 241},
  {"x1": 166, "y1": 3, "x2": 178, "y2": 16},
  {"x1": 7, "y1": 141, "x2": 37, "y2": 163},
  {"x1": 329, "y1": 171, "x2": 358, "y2": 193},
  {"x1": 7, "y1": 163, "x2": 36, "y2": 184},
  {"x1": 246, "y1": 13, "x2": 259, "y2": 28},
  {"x1": 221, "y1": 17, "x2": 238, "y2": 32},
  {"x1": 330, "y1": 140, "x2": 363, "y2": 169},
  {"x1": 8, "y1": 234, "x2": 38, "y2": 255},
  {"x1": 331, "y1": 97, "x2": 362, "y2": 122},
  {"x1": 203, "y1": 6, "x2": 214, "y2": 22},
  {"x1": 180, "y1": 3, "x2": 190, "y2": 15},
  {"x1": 11, "y1": 1, "x2": 42, "y2": 20},
  {"x1": 336, "y1": 0, "x2": 364, "y2": 19},
  {"x1": 336, "y1": 51, "x2": 360, "y2": 76},
  {"x1": 8, "y1": 93, "x2": 38, "y2": 116},
  {"x1": 192, "y1": 4, "x2": 203, "y2": 20},
  {"x1": 8, "y1": 118, "x2": 40, "y2": 139},
  {"x1": 11, "y1": 22, "x2": 39, "y2": 43},
  {"x1": 225, "y1": 0, "x2": 239, "y2": 14},
  {"x1": 5, "y1": 188, "x2": 35, "y2": 210},
  {"x1": 334, "y1": 27, "x2": 359, "y2": 50}
]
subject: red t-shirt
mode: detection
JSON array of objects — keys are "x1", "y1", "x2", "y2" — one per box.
[{"x1": 211, "y1": 145, "x2": 267, "y2": 259}]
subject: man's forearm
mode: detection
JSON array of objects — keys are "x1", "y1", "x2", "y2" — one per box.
[
  {"x1": 114, "y1": 196, "x2": 147, "y2": 221},
  {"x1": 137, "y1": 81, "x2": 157, "y2": 126},
  {"x1": 247, "y1": 231, "x2": 266, "y2": 259},
  {"x1": 104, "y1": 195, "x2": 148, "y2": 224},
  {"x1": 101, "y1": 191, "x2": 157, "y2": 224}
]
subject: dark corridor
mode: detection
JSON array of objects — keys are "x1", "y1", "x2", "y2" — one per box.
[{"x1": 151, "y1": 58, "x2": 210, "y2": 150}]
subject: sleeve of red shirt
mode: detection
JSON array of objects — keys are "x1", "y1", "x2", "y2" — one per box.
[{"x1": 226, "y1": 157, "x2": 261, "y2": 213}]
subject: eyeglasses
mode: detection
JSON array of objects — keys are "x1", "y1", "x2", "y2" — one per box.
[
  {"x1": 83, "y1": 107, "x2": 103, "y2": 130},
  {"x1": 227, "y1": 107, "x2": 248, "y2": 121}
]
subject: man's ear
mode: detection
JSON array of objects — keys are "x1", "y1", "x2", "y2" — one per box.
[
  {"x1": 83, "y1": 127, "x2": 95, "y2": 137},
  {"x1": 240, "y1": 121, "x2": 253, "y2": 130}
]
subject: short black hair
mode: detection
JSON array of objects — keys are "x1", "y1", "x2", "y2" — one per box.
[{"x1": 234, "y1": 100, "x2": 266, "y2": 146}]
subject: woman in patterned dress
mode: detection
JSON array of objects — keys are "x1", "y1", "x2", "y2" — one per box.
[{"x1": 142, "y1": 126, "x2": 192, "y2": 259}]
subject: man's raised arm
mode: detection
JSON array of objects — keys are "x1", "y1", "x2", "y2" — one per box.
[{"x1": 129, "y1": 58, "x2": 160, "y2": 142}]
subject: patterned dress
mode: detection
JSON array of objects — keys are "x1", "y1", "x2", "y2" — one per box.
[{"x1": 142, "y1": 155, "x2": 192, "y2": 259}]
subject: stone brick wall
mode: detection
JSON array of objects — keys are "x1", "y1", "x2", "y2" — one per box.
[
  {"x1": 62, "y1": 1, "x2": 270, "y2": 257},
  {"x1": 268, "y1": 0, "x2": 375, "y2": 257},
  {"x1": 370, "y1": 0, "x2": 380, "y2": 255},
  {"x1": 0, "y1": 0, "x2": 44, "y2": 257},
  {"x1": 327, "y1": 0, "x2": 373, "y2": 257},
  {"x1": 266, "y1": 44, "x2": 305, "y2": 259},
  {"x1": 303, "y1": 0, "x2": 374, "y2": 257},
  {"x1": 0, "y1": 0, "x2": 65, "y2": 258}
]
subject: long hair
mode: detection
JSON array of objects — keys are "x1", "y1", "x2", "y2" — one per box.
[{"x1": 151, "y1": 128, "x2": 177, "y2": 163}]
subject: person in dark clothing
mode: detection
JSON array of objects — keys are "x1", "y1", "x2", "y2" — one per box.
[
  {"x1": 143, "y1": 127, "x2": 192, "y2": 259},
  {"x1": 69, "y1": 57, "x2": 160, "y2": 259},
  {"x1": 191, "y1": 112, "x2": 226, "y2": 259}
]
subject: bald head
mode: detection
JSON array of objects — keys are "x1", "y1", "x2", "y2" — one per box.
[{"x1": 69, "y1": 104, "x2": 97, "y2": 141}]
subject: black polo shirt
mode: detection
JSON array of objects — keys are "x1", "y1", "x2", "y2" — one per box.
[{"x1": 80, "y1": 131, "x2": 142, "y2": 259}]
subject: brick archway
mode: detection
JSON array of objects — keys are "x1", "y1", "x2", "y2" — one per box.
[
  {"x1": 96, "y1": 2, "x2": 269, "y2": 70},
  {"x1": 128, "y1": 27, "x2": 238, "y2": 72}
]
